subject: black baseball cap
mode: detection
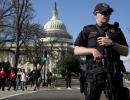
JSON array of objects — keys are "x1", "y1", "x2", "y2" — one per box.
[{"x1": 93, "y1": 3, "x2": 114, "y2": 13}]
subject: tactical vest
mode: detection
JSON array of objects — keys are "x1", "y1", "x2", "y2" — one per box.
[{"x1": 83, "y1": 23, "x2": 123, "y2": 75}]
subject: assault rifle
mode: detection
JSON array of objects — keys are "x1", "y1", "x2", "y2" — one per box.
[
  {"x1": 103, "y1": 47, "x2": 117, "y2": 100},
  {"x1": 96, "y1": 23, "x2": 129, "y2": 100},
  {"x1": 96, "y1": 23, "x2": 119, "y2": 100}
]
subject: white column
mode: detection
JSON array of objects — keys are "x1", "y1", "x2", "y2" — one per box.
[
  {"x1": 10, "y1": 57, "x2": 13, "y2": 65},
  {"x1": 5, "y1": 57, "x2": 7, "y2": 62},
  {"x1": 21, "y1": 56, "x2": 24, "y2": 64}
]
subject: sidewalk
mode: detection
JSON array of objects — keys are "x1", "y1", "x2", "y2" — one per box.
[{"x1": 0, "y1": 86, "x2": 36, "y2": 99}]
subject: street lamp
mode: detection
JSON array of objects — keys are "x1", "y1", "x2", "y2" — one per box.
[{"x1": 42, "y1": 50, "x2": 48, "y2": 86}]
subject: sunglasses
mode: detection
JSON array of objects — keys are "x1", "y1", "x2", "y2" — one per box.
[{"x1": 100, "y1": 11, "x2": 111, "y2": 16}]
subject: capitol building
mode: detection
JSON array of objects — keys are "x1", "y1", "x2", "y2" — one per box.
[
  {"x1": 0, "y1": 2, "x2": 73, "y2": 73},
  {"x1": 40, "y1": 2, "x2": 73, "y2": 72}
]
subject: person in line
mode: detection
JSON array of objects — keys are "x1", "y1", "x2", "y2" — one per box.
[
  {"x1": 0, "y1": 67, "x2": 6, "y2": 91},
  {"x1": 34, "y1": 67, "x2": 42, "y2": 91},
  {"x1": 51, "y1": 74, "x2": 56, "y2": 88},
  {"x1": 16, "y1": 68, "x2": 22, "y2": 90},
  {"x1": 7, "y1": 69, "x2": 16, "y2": 91},
  {"x1": 64, "y1": 70, "x2": 71, "y2": 89},
  {"x1": 21, "y1": 69, "x2": 28, "y2": 91},
  {"x1": 28, "y1": 67, "x2": 37, "y2": 89},
  {"x1": 74, "y1": 3, "x2": 129, "y2": 100},
  {"x1": 47, "y1": 72, "x2": 52, "y2": 87},
  {"x1": 28, "y1": 71, "x2": 35, "y2": 88}
]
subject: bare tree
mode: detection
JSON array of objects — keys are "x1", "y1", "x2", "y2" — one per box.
[
  {"x1": 23, "y1": 24, "x2": 44, "y2": 69},
  {"x1": 10, "y1": 0, "x2": 35, "y2": 68},
  {"x1": 0, "y1": 0, "x2": 14, "y2": 46}
]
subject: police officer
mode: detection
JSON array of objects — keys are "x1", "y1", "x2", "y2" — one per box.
[{"x1": 74, "y1": 3, "x2": 129, "y2": 100}]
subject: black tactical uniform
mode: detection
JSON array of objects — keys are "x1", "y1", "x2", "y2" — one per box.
[
  {"x1": 74, "y1": 2, "x2": 129, "y2": 100},
  {"x1": 74, "y1": 23, "x2": 128, "y2": 100}
]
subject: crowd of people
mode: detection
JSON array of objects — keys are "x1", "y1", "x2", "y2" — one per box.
[
  {"x1": 0, "y1": 66, "x2": 57, "y2": 91},
  {"x1": 0, "y1": 67, "x2": 30, "y2": 91}
]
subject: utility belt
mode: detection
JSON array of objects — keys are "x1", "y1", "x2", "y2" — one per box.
[
  {"x1": 80, "y1": 59, "x2": 107, "y2": 80},
  {"x1": 85, "y1": 60, "x2": 106, "y2": 75},
  {"x1": 81, "y1": 59, "x2": 125, "y2": 75},
  {"x1": 81, "y1": 59, "x2": 104, "y2": 71}
]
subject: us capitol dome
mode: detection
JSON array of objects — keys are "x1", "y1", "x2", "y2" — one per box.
[
  {"x1": 40, "y1": 2, "x2": 73, "y2": 72},
  {"x1": 40, "y1": 2, "x2": 73, "y2": 44}
]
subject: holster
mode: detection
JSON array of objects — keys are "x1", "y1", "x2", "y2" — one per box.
[{"x1": 84, "y1": 77, "x2": 95, "y2": 96}]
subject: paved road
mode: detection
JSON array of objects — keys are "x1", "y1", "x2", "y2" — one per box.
[
  {"x1": 0, "y1": 86, "x2": 126, "y2": 100},
  {"x1": 0, "y1": 80, "x2": 129, "y2": 100},
  {"x1": 0, "y1": 87, "x2": 84, "y2": 100}
]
